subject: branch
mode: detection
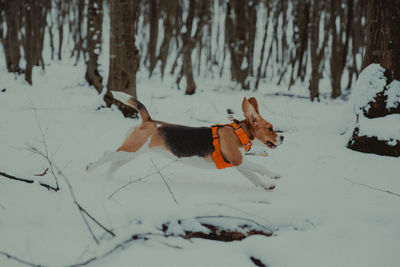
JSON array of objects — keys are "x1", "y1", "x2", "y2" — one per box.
[
  {"x1": 0, "y1": 251, "x2": 44, "y2": 267},
  {"x1": 344, "y1": 178, "x2": 400, "y2": 197},
  {"x1": 150, "y1": 158, "x2": 178, "y2": 204},
  {"x1": 0, "y1": 171, "x2": 59, "y2": 192},
  {"x1": 34, "y1": 168, "x2": 49, "y2": 176},
  {"x1": 27, "y1": 104, "x2": 115, "y2": 243},
  {"x1": 30, "y1": 103, "x2": 60, "y2": 190},
  {"x1": 77, "y1": 202, "x2": 115, "y2": 238},
  {"x1": 0, "y1": 232, "x2": 181, "y2": 267},
  {"x1": 108, "y1": 159, "x2": 178, "y2": 200},
  {"x1": 0, "y1": 171, "x2": 34, "y2": 184}
]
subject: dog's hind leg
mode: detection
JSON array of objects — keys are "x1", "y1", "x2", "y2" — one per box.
[{"x1": 236, "y1": 167, "x2": 275, "y2": 190}]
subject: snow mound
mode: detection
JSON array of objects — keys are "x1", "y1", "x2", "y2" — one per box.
[
  {"x1": 358, "y1": 114, "x2": 400, "y2": 143},
  {"x1": 348, "y1": 63, "x2": 387, "y2": 114},
  {"x1": 385, "y1": 80, "x2": 400, "y2": 109}
]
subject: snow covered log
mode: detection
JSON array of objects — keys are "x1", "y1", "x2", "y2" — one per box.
[{"x1": 346, "y1": 64, "x2": 400, "y2": 157}]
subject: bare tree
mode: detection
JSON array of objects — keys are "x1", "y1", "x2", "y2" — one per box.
[
  {"x1": 107, "y1": 0, "x2": 140, "y2": 98},
  {"x1": 309, "y1": 0, "x2": 329, "y2": 101},
  {"x1": 85, "y1": 0, "x2": 103, "y2": 93},
  {"x1": 329, "y1": 0, "x2": 353, "y2": 99},
  {"x1": 71, "y1": 0, "x2": 86, "y2": 63},
  {"x1": 21, "y1": 0, "x2": 49, "y2": 84},
  {"x1": 362, "y1": 0, "x2": 400, "y2": 80},
  {"x1": 225, "y1": 0, "x2": 259, "y2": 90},
  {"x1": 56, "y1": 0, "x2": 68, "y2": 60},
  {"x1": 147, "y1": 0, "x2": 159, "y2": 77},
  {"x1": 2, "y1": 0, "x2": 22, "y2": 73},
  {"x1": 347, "y1": 0, "x2": 400, "y2": 157},
  {"x1": 105, "y1": 0, "x2": 140, "y2": 118},
  {"x1": 175, "y1": 0, "x2": 211, "y2": 95},
  {"x1": 157, "y1": 1, "x2": 176, "y2": 79}
]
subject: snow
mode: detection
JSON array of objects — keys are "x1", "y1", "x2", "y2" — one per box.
[
  {"x1": 342, "y1": 64, "x2": 400, "y2": 143},
  {"x1": 1, "y1": 61, "x2": 400, "y2": 267},
  {"x1": 358, "y1": 114, "x2": 400, "y2": 142},
  {"x1": 348, "y1": 63, "x2": 387, "y2": 115},
  {"x1": 386, "y1": 80, "x2": 400, "y2": 109}
]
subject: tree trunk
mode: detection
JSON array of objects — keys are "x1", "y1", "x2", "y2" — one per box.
[
  {"x1": 347, "y1": 0, "x2": 400, "y2": 157},
  {"x1": 107, "y1": 0, "x2": 140, "y2": 98},
  {"x1": 309, "y1": 0, "x2": 329, "y2": 101},
  {"x1": 362, "y1": 0, "x2": 400, "y2": 81},
  {"x1": 85, "y1": 0, "x2": 103, "y2": 93},
  {"x1": 225, "y1": 0, "x2": 252, "y2": 90},
  {"x1": 106, "y1": 0, "x2": 140, "y2": 118},
  {"x1": 2, "y1": 0, "x2": 22, "y2": 73},
  {"x1": 329, "y1": 0, "x2": 353, "y2": 99},
  {"x1": 158, "y1": 1, "x2": 175, "y2": 79},
  {"x1": 181, "y1": 0, "x2": 197, "y2": 95},
  {"x1": 21, "y1": 0, "x2": 48, "y2": 85},
  {"x1": 148, "y1": 0, "x2": 159, "y2": 77}
]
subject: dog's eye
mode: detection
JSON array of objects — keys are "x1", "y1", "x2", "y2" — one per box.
[{"x1": 268, "y1": 127, "x2": 273, "y2": 131}]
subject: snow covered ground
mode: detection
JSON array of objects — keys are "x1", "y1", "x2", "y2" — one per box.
[{"x1": 0, "y1": 61, "x2": 399, "y2": 267}]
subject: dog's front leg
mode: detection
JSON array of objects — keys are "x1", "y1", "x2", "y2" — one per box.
[
  {"x1": 236, "y1": 167, "x2": 275, "y2": 190},
  {"x1": 239, "y1": 158, "x2": 281, "y2": 179}
]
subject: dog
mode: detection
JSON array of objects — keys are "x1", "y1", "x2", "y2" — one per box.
[{"x1": 86, "y1": 92, "x2": 284, "y2": 190}]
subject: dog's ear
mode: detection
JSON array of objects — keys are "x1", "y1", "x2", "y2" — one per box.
[
  {"x1": 248, "y1": 97, "x2": 260, "y2": 114},
  {"x1": 242, "y1": 97, "x2": 258, "y2": 124}
]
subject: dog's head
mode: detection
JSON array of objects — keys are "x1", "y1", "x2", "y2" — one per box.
[{"x1": 242, "y1": 97, "x2": 283, "y2": 149}]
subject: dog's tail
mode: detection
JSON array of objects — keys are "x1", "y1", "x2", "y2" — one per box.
[{"x1": 111, "y1": 91, "x2": 151, "y2": 122}]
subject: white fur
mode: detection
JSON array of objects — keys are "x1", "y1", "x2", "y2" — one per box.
[{"x1": 111, "y1": 91, "x2": 133, "y2": 103}]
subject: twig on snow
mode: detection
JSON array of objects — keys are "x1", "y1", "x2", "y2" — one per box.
[
  {"x1": 344, "y1": 177, "x2": 400, "y2": 197},
  {"x1": 30, "y1": 103, "x2": 60, "y2": 190},
  {"x1": 108, "y1": 159, "x2": 178, "y2": 200},
  {"x1": 108, "y1": 173, "x2": 155, "y2": 200},
  {"x1": 34, "y1": 168, "x2": 49, "y2": 177},
  {"x1": 0, "y1": 171, "x2": 35, "y2": 184},
  {"x1": 0, "y1": 171, "x2": 59, "y2": 192},
  {"x1": 150, "y1": 158, "x2": 178, "y2": 205},
  {"x1": 27, "y1": 104, "x2": 115, "y2": 244},
  {"x1": 29, "y1": 144, "x2": 115, "y2": 244},
  {"x1": 1, "y1": 232, "x2": 182, "y2": 267},
  {"x1": 0, "y1": 251, "x2": 45, "y2": 267}
]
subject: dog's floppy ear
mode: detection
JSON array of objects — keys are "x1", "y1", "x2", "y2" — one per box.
[
  {"x1": 242, "y1": 97, "x2": 258, "y2": 124},
  {"x1": 248, "y1": 97, "x2": 260, "y2": 114}
]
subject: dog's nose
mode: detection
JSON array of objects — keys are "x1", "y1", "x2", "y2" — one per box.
[{"x1": 280, "y1": 135, "x2": 284, "y2": 142}]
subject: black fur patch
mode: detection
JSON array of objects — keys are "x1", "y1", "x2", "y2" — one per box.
[{"x1": 158, "y1": 125, "x2": 214, "y2": 158}]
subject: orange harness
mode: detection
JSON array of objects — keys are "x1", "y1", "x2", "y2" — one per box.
[{"x1": 211, "y1": 122, "x2": 252, "y2": 169}]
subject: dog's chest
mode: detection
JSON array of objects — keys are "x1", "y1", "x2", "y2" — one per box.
[{"x1": 158, "y1": 125, "x2": 214, "y2": 158}]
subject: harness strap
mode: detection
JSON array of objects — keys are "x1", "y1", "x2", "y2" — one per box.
[
  {"x1": 211, "y1": 122, "x2": 253, "y2": 169},
  {"x1": 211, "y1": 126, "x2": 233, "y2": 169},
  {"x1": 227, "y1": 122, "x2": 252, "y2": 152}
]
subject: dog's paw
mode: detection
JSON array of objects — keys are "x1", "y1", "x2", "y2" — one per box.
[{"x1": 261, "y1": 183, "x2": 276, "y2": 190}]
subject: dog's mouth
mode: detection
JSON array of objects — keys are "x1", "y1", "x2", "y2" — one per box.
[{"x1": 266, "y1": 141, "x2": 277, "y2": 149}]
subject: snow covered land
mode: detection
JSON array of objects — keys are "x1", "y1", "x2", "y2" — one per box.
[{"x1": 1, "y1": 61, "x2": 400, "y2": 267}]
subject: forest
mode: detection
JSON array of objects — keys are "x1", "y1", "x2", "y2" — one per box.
[
  {"x1": 1, "y1": 0, "x2": 368, "y2": 101},
  {"x1": 0, "y1": 1, "x2": 399, "y2": 267}
]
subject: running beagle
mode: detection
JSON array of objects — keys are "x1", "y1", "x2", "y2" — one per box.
[{"x1": 86, "y1": 92, "x2": 284, "y2": 190}]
